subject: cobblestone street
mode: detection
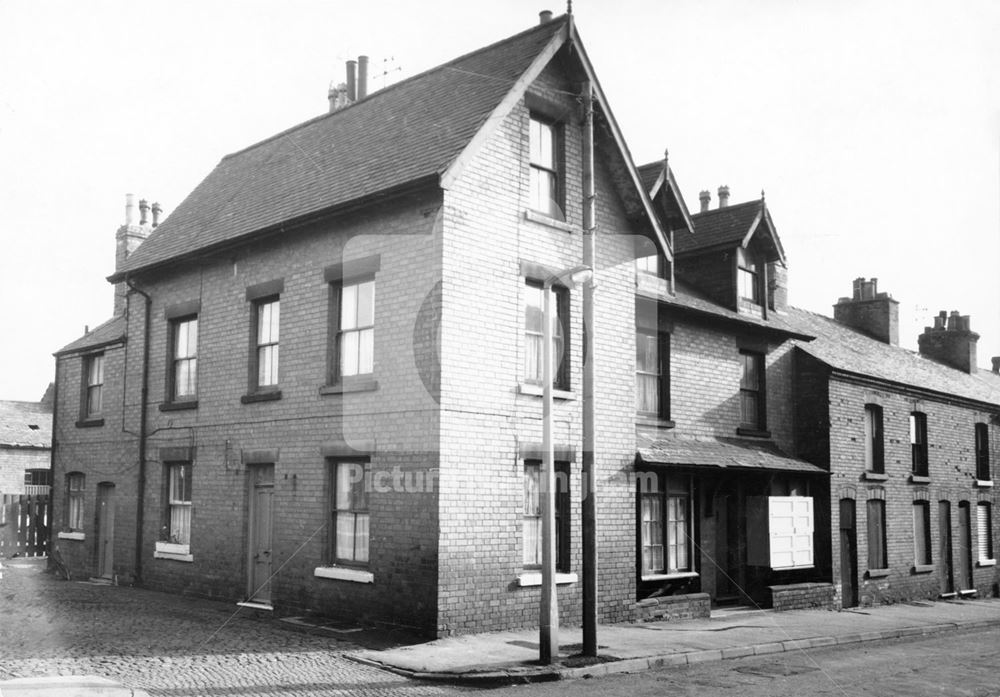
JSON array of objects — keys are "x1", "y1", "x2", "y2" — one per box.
[{"x1": 0, "y1": 558, "x2": 454, "y2": 696}]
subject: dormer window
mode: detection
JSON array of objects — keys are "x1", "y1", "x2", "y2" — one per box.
[
  {"x1": 737, "y1": 247, "x2": 761, "y2": 305},
  {"x1": 635, "y1": 254, "x2": 663, "y2": 277}
]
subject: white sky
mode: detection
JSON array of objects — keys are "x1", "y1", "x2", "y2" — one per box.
[{"x1": 1, "y1": 0, "x2": 998, "y2": 401}]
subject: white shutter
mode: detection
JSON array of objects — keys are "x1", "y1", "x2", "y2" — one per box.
[
  {"x1": 977, "y1": 503, "x2": 993, "y2": 562},
  {"x1": 769, "y1": 496, "x2": 814, "y2": 570}
]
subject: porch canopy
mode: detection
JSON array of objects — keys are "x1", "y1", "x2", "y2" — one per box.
[{"x1": 637, "y1": 437, "x2": 827, "y2": 474}]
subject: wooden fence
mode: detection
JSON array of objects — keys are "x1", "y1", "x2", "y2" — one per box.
[{"x1": 0, "y1": 494, "x2": 50, "y2": 558}]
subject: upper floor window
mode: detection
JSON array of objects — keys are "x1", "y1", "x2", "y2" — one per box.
[
  {"x1": 170, "y1": 316, "x2": 198, "y2": 401},
  {"x1": 524, "y1": 281, "x2": 569, "y2": 390},
  {"x1": 635, "y1": 254, "x2": 663, "y2": 277},
  {"x1": 910, "y1": 412, "x2": 928, "y2": 477},
  {"x1": 975, "y1": 423, "x2": 990, "y2": 481},
  {"x1": 737, "y1": 247, "x2": 761, "y2": 305},
  {"x1": 66, "y1": 472, "x2": 85, "y2": 532},
  {"x1": 739, "y1": 350, "x2": 766, "y2": 431},
  {"x1": 254, "y1": 297, "x2": 280, "y2": 389},
  {"x1": 864, "y1": 404, "x2": 885, "y2": 474},
  {"x1": 529, "y1": 116, "x2": 564, "y2": 220},
  {"x1": 336, "y1": 279, "x2": 375, "y2": 379},
  {"x1": 636, "y1": 327, "x2": 669, "y2": 419},
  {"x1": 83, "y1": 353, "x2": 104, "y2": 418}
]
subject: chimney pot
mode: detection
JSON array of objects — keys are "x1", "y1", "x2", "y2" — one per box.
[
  {"x1": 125, "y1": 193, "x2": 136, "y2": 226},
  {"x1": 358, "y1": 55, "x2": 369, "y2": 99},
  {"x1": 346, "y1": 60, "x2": 357, "y2": 101},
  {"x1": 138, "y1": 199, "x2": 149, "y2": 226},
  {"x1": 151, "y1": 202, "x2": 162, "y2": 228},
  {"x1": 992, "y1": 356, "x2": 1000, "y2": 374},
  {"x1": 539, "y1": 10, "x2": 553, "y2": 23},
  {"x1": 717, "y1": 185, "x2": 730, "y2": 208},
  {"x1": 699, "y1": 190, "x2": 711, "y2": 213}
]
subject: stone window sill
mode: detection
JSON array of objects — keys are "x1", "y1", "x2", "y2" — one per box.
[
  {"x1": 523, "y1": 209, "x2": 576, "y2": 234},
  {"x1": 975, "y1": 480, "x2": 993, "y2": 488},
  {"x1": 772, "y1": 565, "x2": 815, "y2": 571},
  {"x1": 640, "y1": 571, "x2": 698, "y2": 582},
  {"x1": 912, "y1": 564, "x2": 935, "y2": 574},
  {"x1": 863, "y1": 472, "x2": 888, "y2": 481},
  {"x1": 154, "y1": 542, "x2": 193, "y2": 562},
  {"x1": 159, "y1": 400, "x2": 198, "y2": 412},
  {"x1": 636, "y1": 415, "x2": 675, "y2": 429},
  {"x1": 314, "y1": 566, "x2": 374, "y2": 584},
  {"x1": 517, "y1": 383, "x2": 576, "y2": 400},
  {"x1": 866, "y1": 568, "x2": 890, "y2": 578},
  {"x1": 737, "y1": 427, "x2": 771, "y2": 439},
  {"x1": 75, "y1": 418, "x2": 104, "y2": 429},
  {"x1": 977, "y1": 559, "x2": 997, "y2": 568},
  {"x1": 319, "y1": 378, "x2": 379, "y2": 395},
  {"x1": 517, "y1": 571, "x2": 578, "y2": 587},
  {"x1": 241, "y1": 390, "x2": 282, "y2": 404},
  {"x1": 57, "y1": 531, "x2": 85, "y2": 541},
  {"x1": 909, "y1": 475, "x2": 931, "y2": 484}
]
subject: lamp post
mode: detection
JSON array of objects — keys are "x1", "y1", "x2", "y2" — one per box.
[{"x1": 540, "y1": 264, "x2": 592, "y2": 665}]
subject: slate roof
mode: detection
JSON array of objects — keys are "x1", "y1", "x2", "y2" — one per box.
[
  {"x1": 0, "y1": 401, "x2": 52, "y2": 449},
  {"x1": 679, "y1": 199, "x2": 763, "y2": 255},
  {"x1": 113, "y1": 17, "x2": 569, "y2": 279},
  {"x1": 786, "y1": 306, "x2": 1000, "y2": 407},
  {"x1": 646, "y1": 279, "x2": 813, "y2": 340},
  {"x1": 55, "y1": 316, "x2": 126, "y2": 356},
  {"x1": 638, "y1": 435, "x2": 825, "y2": 474},
  {"x1": 637, "y1": 162, "x2": 661, "y2": 192}
]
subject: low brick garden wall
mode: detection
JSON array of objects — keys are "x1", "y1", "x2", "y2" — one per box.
[
  {"x1": 769, "y1": 582, "x2": 835, "y2": 611},
  {"x1": 630, "y1": 592, "x2": 711, "y2": 622}
]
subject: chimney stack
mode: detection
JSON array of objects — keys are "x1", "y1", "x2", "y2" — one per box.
[
  {"x1": 346, "y1": 60, "x2": 357, "y2": 101},
  {"x1": 833, "y1": 277, "x2": 899, "y2": 345},
  {"x1": 991, "y1": 356, "x2": 1000, "y2": 374},
  {"x1": 357, "y1": 55, "x2": 369, "y2": 99},
  {"x1": 717, "y1": 185, "x2": 730, "y2": 208},
  {"x1": 151, "y1": 202, "x2": 162, "y2": 228},
  {"x1": 114, "y1": 194, "x2": 154, "y2": 316},
  {"x1": 139, "y1": 199, "x2": 150, "y2": 226},
  {"x1": 918, "y1": 310, "x2": 979, "y2": 374},
  {"x1": 539, "y1": 9, "x2": 553, "y2": 23},
  {"x1": 699, "y1": 190, "x2": 711, "y2": 213}
]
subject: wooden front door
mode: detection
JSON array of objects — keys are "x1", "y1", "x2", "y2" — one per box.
[
  {"x1": 839, "y1": 499, "x2": 858, "y2": 608},
  {"x1": 939, "y1": 500, "x2": 954, "y2": 595},
  {"x1": 247, "y1": 466, "x2": 275, "y2": 605},
  {"x1": 95, "y1": 483, "x2": 115, "y2": 579},
  {"x1": 957, "y1": 501, "x2": 974, "y2": 591}
]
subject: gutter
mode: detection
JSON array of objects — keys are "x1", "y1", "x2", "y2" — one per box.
[{"x1": 125, "y1": 279, "x2": 152, "y2": 584}]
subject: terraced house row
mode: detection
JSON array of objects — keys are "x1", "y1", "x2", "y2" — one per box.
[{"x1": 51, "y1": 12, "x2": 1000, "y2": 636}]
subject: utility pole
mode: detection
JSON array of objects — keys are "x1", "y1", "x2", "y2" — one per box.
[{"x1": 581, "y1": 80, "x2": 598, "y2": 657}]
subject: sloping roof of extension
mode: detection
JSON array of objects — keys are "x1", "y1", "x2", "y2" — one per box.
[
  {"x1": 0, "y1": 400, "x2": 52, "y2": 449},
  {"x1": 644, "y1": 279, "x2": 814, "y2": 341},
  {"x1": 786, "y1": 306, "x2": 1000, "y2": 408},
  {"x1": 55, "y1": 316, "x2": 126, "y2": 357},
  {"x1": 638, "y1": 434, "x2": 825, "y2": 474},
  {"x1": 679, "y1": 199, "x2": 786, "y2": 264},
  {"x1": 111, "y1": 15, "x2": 668, "y2": 280}
]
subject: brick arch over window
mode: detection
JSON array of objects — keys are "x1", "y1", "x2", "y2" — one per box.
[{"x1": 865, "y1": 486, "x2": 886, "y2": 501}]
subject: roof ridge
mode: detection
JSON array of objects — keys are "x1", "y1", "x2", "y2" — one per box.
[
  {"x1": 691, "y1": 199, "x2": 762, "y2": 216},
  {"x1": 222, "y1": 15, "x2": 570, "y2": 163}
]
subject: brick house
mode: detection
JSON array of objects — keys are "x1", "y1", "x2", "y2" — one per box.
[
  {"x1": 788, "y1": 279, "x2": 1000, "y2": 606},
  {"x1": 50, "y1": 11, "x2": 999, "y2": 635},
  {"x1": 0, "y1": 392, "x2": 53, "y2": 496}
]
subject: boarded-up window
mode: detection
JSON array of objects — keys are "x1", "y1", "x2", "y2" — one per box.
[{"x1": 867, "y1": 499, "x2": 887, "y2": 569}]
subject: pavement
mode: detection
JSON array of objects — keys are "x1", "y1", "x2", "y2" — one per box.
[{"x1": 348, "y1": 596, "x2": 1000, "y2": 685}]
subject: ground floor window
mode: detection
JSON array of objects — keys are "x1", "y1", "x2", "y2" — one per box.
[
  {"x1": 977, "y1": 502, "x2": 994, "y2": 563},
  {"x1": 638, "y1": 472, "x2": 692, "y2": 577},
  {"x1": 523, "y1": 461, "x2": 570, "y2": 572},
  {"x1": 166, "y1": 463, "x2": 192, "y2": 545},
  {"x1": 332, "y1": 461, "x2": 370, "y2": 564},
  {"x1": 867, "y1": 498, "x2": 887, "y2": 569},
  {"x1": 913, "y1": 500, "x2": 932, "y2": 566},
  {"x1": 66, "y1": 472, "x2": 85, "y2": 531}
]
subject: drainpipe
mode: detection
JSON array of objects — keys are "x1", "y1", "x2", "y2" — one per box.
[
  {"x1": 47, "y1": 356, "x2": 60, "y2": 569},
  {"x1": 126, "y1": 278, "x2": 151, "y2": 584},
  {"x1": 580, "y1": 79, "x2": 598, "y2": 658}
]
